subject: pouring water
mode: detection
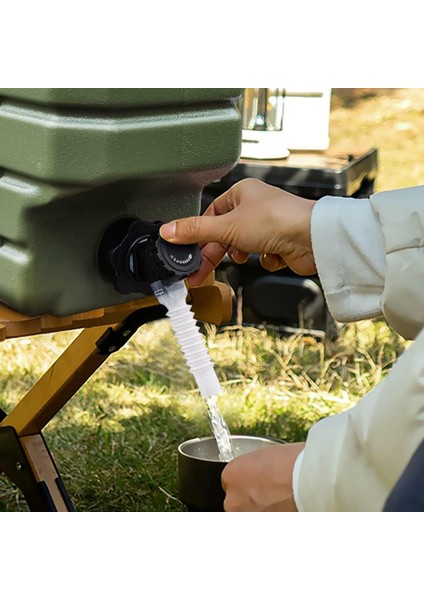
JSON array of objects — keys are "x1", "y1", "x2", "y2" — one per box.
[{"x1": 152, "y1": 279, "x2": 235, "y2": 461}]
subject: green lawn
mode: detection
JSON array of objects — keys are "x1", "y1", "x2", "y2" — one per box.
[
  {"x1": 0, "y1": 318, "x2": 407, "y2": 511},
  {"x1": 0, "y1": 88, "x2": 422, "y2": 511}
]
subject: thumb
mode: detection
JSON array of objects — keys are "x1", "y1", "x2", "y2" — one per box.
[{"x1": 160, "y1": 215, "x2": 229, "y2": 245}]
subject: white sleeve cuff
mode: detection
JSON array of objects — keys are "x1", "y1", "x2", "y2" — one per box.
[
  {"x1": 292, "y1": 449, "x2": 304, "y2": 511},
  {"x1": 311, "y1": 196, "x2": 386, "y2": 323}
]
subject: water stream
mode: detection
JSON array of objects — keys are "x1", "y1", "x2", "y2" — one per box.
[
  {"x1": 152, "y1": 280, "x2": 235, "y2": 461},
  {"x1": 205, "y1": 395, "x2": 235, "y2": 462}
]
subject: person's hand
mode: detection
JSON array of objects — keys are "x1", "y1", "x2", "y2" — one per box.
[
  {"x1": 159, "y1": 178, "x2": 316, "y2": 286},
  {"x1": 221, "y1": 442, "x2": 305, "y2": 512}
]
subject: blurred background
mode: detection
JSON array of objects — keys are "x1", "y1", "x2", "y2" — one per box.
[{"x1": 331, "y1": 88, "x2": 424, "y2": 190}]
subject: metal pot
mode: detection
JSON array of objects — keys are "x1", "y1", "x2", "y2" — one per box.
[{"x1": 177, "y1": 435, "x2": 282, "y2": 511}]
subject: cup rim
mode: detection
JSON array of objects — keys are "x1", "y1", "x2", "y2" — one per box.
[{"x1": 177, "y1": 434, "x2": 282, "y2": 462}]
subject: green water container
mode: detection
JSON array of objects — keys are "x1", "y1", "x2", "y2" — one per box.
[{"x1": 0, "y1": 88, "x2": 242, "y2": 316}]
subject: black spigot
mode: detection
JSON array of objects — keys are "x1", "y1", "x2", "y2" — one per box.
[{"x1": 98, "y1": 218, "x2": 201, "y2": 295}]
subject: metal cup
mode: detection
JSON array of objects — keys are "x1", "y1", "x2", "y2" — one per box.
[{"x1": 177, "y1": 435, "x2": 282, "y2": 512}]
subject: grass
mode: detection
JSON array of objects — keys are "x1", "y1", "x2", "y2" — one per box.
[
  {"x1": 0, "y1": 319, "x2": 408, "y2": 512},
  {"x1": 0, "y1": 88, "x2": 422, "y2": 511}
]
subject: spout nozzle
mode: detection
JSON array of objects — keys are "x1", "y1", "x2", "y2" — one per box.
[
  {"x1": 151, "y1": 279, "x2": 188, "y2": 308},
  {"x1": 153, "y1": 279, "x2": 222, "y2": 399},
  {"x1": 150, "y1": 280, "x2": 167, "y2": 298}
]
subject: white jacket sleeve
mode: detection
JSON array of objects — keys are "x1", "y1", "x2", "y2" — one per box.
[
  {"x1": 310, "y1": 196, "x2": 386, "y2": 323},
  {"x1": 295, "y1": 185, "x2": 424, "y2": 511},
  {"x1": 296, "y1": 328, "x2": 424, "y2": 511}
]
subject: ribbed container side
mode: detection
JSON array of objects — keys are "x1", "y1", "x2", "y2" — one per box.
[{"x1": 0, "y1": 88, "x2": 242, "y2": 316}]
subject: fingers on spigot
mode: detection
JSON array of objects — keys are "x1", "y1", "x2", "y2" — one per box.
[
  {"x1": 259, "y1": 253, "x2": 287, "y2": 272},
  {"x1": 227, "y1": 247, "x2": 249, "y2": 264}
]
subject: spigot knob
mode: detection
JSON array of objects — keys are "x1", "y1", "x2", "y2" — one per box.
[
  {"x1": 151, "y1": 235, "x2": 201, "y2": 281},
  {"x1": 98, "y1": 218, "x2": 201, "y2": 295}
]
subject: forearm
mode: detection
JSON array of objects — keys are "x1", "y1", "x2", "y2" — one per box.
[
  {"x1": 370, "y1": 185, "x2": 424, "y2": 339},
  {"x1": 296, "y1": 188, "x2": 424, "y2": 510},
  {"x1": 311, "y1": 196, "x2": 386, "y2": 323},
  {"x1": 312, "y1": 186, "x2": 424, "y2": 339}
]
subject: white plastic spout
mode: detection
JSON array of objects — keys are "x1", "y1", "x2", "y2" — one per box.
[{"x1": 151, "y1": 280, "x2": 222, "y2": 398}]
